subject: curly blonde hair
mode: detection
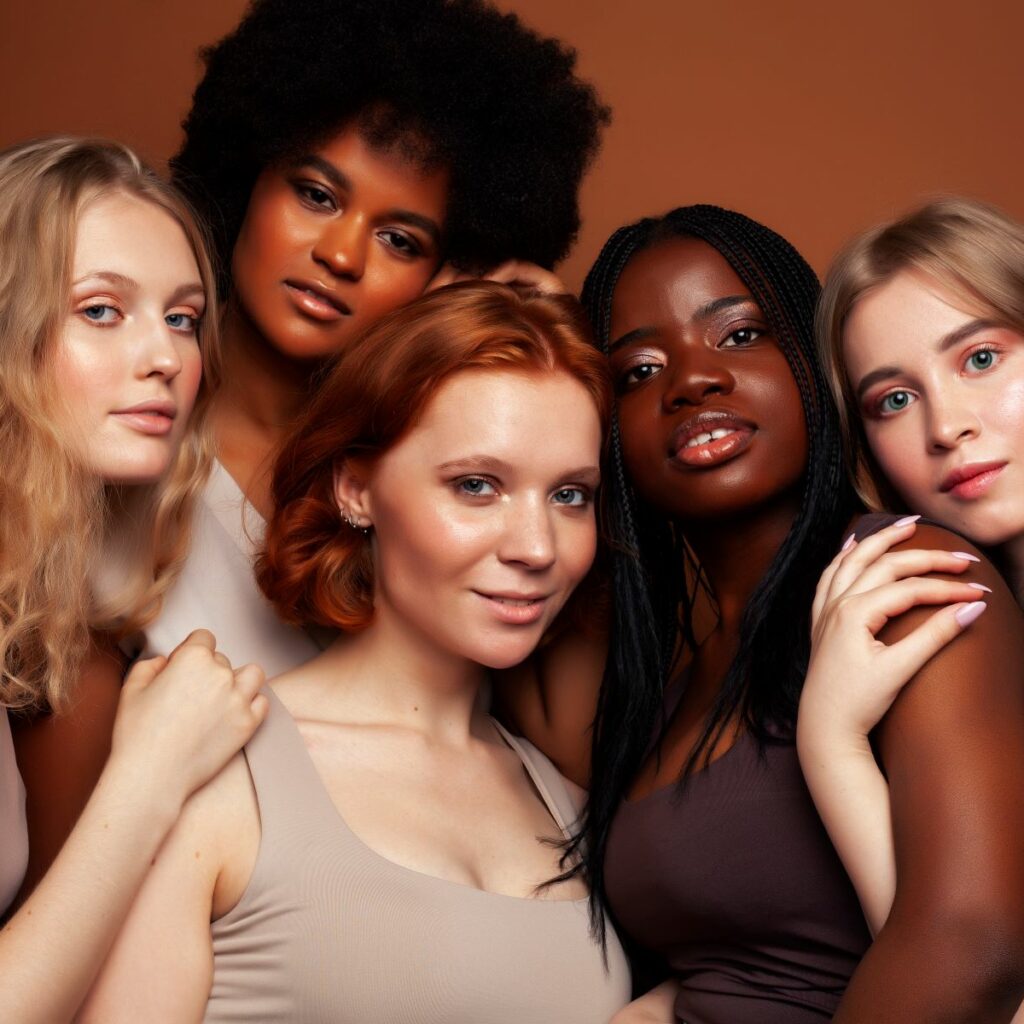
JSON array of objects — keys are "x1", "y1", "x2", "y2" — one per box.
[{"x1": 0, "y1": 137, "x2": 222, "y2": 711}]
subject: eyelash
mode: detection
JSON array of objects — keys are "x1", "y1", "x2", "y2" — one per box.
[
  {"x1": 77, "y1": 302, "x2": 200, "y2": 334},
  {"x1": 963, "y1": 344, "x2": 1000, "y2": 374},
  {"x1": 452, "y1": 476, "x2": 593, "y2": 507},
  {"x1": 719, "y1": 326, "x2": 764, "y2": 348},
  {"x1": 294, "y1": 182, "x2": 424, "y2": 259}
]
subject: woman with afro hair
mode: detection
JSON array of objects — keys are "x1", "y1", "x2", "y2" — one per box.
[{"x1": 15, "y1": 0, "x2": 608, "y2": 890}]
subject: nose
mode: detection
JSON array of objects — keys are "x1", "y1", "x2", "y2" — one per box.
[
  {"x1": 312, "y1": 214, "x2": 367, "y2": 281},
  {"x1": 136, "y1": 315, "x2": 184, "y2": 381},
  {"x1": 661, "y1": 345, "x2": 735, "y2": 412},
  {"x1": 498, "y1": 494, "x2": 557, "y2": 571},
  {"x1": 925, "y1": 388, "x2": 980, "y2": 452}
]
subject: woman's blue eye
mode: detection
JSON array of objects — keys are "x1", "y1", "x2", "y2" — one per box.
[
  {"x1": 82, "y1": 304, "x2": 120, "y2": 324},
  {"x1": 879, "y1": 390, "x2": 915, "y2": 414},
  {"x1": 458, "y1": 477, "x2": 496, "y2": 497},
  {"x1": 966, "y1": 348, "x2": 997, "y2": 372},
  {"x1": 552, "y1": 487, "x2": 588, "y2": 507},
  {"x1": 166, "y1": 313, "x2": 198, "y2": 332}
]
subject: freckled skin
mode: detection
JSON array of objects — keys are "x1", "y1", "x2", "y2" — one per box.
[{"x1": 845, "y1": 270, "x2": 1024, "y2": 551}]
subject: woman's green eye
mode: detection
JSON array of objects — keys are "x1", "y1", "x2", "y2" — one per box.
[
  {"x1": 879, "y1": 390, "x2": 914, "y2": 414},
  {"x1": 966, "y1": 349, "x2": 997, "y2": 372}
]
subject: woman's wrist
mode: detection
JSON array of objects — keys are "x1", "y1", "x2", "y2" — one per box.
[{"x1": 92, "y1": 751, "x2": 185, "y2": 835}]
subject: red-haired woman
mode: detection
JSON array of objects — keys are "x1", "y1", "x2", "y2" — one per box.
[{"x1": 77, "y1": 283, "x2": 630, "y2": 1023}]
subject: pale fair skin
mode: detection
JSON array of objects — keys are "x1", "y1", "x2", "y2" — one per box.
[
  {"x1": 798, "y1": 269, "x2": 1024, "y2": 1019},
  {"x1": 78, "y1": 369, "x2": 604, "y2": 1020},
  {"x1": 2, "y1": 191, "x2": 267, "y2": 1024}
]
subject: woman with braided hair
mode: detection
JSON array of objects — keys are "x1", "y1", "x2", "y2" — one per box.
[{"x1": 498, "y1": 205, "x2": 1022, "y2": 1023}]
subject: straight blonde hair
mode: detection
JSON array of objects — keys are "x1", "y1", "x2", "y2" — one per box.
[
  {"x1": 817, "y1": 196, "x2": 1024, "y2": 510},
  {"x1": 0, "y1": 137, "x2": 222, "y2": 711}
]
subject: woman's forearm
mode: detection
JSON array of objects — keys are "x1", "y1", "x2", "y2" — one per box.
[
  {"x1": 0, "y1": 755, "x2": 179, "y2": 1024},
  {"x1": 609, "y1": 979, "x2": 680, "y2": 1024},
  {"x1": 797, "y1": 726, "x2": 895, "y2": 936}
]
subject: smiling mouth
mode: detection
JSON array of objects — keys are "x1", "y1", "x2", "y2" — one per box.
[
  {"x1": 669, "y1": 413, "x2": 756, "y2": 469},
  {"x1": 473, "y1": 591, "x2": 549, "y2": 625}
]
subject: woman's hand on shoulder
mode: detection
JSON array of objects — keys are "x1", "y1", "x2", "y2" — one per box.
[
  {"x1": 798, "y1": 516, "x2": 988, "y2": 751},
  {"x1": 109, "y1": 629, "x2": 267, "y2": 813}
]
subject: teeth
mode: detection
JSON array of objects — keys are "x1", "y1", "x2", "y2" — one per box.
[
  {"x1": 492, "y1": 597, "x2": 538, "y2": 606},
  {"x1": 685, "y1": 428, "x2": 733, "y2": 449}
]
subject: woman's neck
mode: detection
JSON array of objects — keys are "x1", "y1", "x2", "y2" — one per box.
[
  {"x1": 211, "y1": 301, "x2": 325, "y2": 514},
  {"x1": 684, "y1": 491, "x2": 801, "y2": 635},
  {"x1": 312, "y1": 605, "x2": 492, "y2": 747}
]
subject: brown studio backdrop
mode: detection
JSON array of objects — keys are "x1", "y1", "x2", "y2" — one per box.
[{"x1": 1, "y1": 0, "x2": 1021, "y2": 291}]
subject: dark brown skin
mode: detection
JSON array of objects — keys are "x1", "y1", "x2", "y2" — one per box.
[
  {"x1": 499, "y1": 237, "x2": 1024, "y2": 1019},
  {"x1": 10, "y1": 635, "x2": 125, "y2": 903},
  {"x1": 834, "y1": 524, "x2": 1024, "y2": 1021}
]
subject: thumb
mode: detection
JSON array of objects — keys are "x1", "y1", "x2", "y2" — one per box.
[{"x1": 123, "y1": 654, "x2": 168, "y2": 690}]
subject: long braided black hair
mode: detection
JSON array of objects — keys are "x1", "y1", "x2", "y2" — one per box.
[{"x1": 575, "y1": 205, "x2": 860, "y2": 943}]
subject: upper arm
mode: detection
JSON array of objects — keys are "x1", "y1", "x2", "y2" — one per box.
[
  {"x1": 75, "y1": 756, "x2": 252, "y2": 1023},
  {"x1": 876, "y1": 527, "x2": 1024, "y2": 933},
  {"x1": 834, "y1": 526, "x2": 1024, "y2": 1019},
  {"x1": 12, "y1": 633, "x2": 125, "y2": 898},
  {"x1": 492, "y1": 623, "x2": 608, "y2": 787}
]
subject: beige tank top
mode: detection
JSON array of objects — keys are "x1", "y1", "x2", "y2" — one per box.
[
  {"x1": 205, "y1": 690, "x2": 630, "y2": 1023},
  {"x1": 0, "y1": 707, "x2": 28, "y2": 915}
]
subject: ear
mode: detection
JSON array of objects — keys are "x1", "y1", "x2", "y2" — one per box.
[{"x1": 333, "y1": 459, "x2": 373, "y2": 530}]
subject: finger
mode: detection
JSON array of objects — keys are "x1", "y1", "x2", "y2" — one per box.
[
  {"x1": 848, "y1": 578, "x2": 991, "y2": 636},
  {"x1": 829, "y1": 548, "x2": 977, "y2": 601},
  {"x1": 885, "y1": 601, "x2": 988, "y2": 680},
  {"x1": 827, "y1": 517, "x2": 922, "y2": 598},
  {"x1": 123, "y1": 654, "x2": 168, "y2": 690},
  {"x1": 425, "y1": 264, "x2": 467, "y2": 291},
  {"x1": 232, "y1": 662, "x2": 266, "y2": 701},
  {"x1": 212, "y1": 650, "x2": 233, "y2": 670},
  {"x1": 813, "y1": 543, "x2": 856, "y2": 625},
  {"x1": 482, "y1": 260, "x2": 566, "y2": 294},
  {"x1": 168, "y1": 628, "x2": 217, "y2": 658},
  {"x1": 248, "y1": 693, "x2": 270, "y2": 726}
]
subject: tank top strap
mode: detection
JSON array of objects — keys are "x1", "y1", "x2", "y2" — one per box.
[
  {"x1": 241, "y1": 687, "x2": 342, "y2": 837},
  {"x1": 491, "y1": 719, "x2": 583, "y2": 838}
]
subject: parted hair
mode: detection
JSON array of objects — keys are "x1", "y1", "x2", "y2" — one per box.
[
  {"x1": 818, "y1": 196, "x2": 1024, "y2": 511},
  {"x1": 0, "y1": 136, "x2": 221, "y2": 711},
  {"x1": 257, "y1": 281, "x2": 610, "y2": 631},
  {"x1": 172, "y1": 0, "x2": 609, "y2": 293}
]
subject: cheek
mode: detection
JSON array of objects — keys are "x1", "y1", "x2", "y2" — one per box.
[
  {"x1": 865, "y1": 419, "x2": 928, "y2": 496},
  {"x1": 361, "y1": 262, "x2": 433, "y2": 316}
]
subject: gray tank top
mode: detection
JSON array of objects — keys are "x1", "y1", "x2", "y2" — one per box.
[{"x1": 206, "y1": 690, "x2": 630, "y2": 1023}]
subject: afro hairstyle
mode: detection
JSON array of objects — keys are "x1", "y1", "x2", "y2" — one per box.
[{"x1": 171, "y1": 0, "x2": 609, "y2": 292}]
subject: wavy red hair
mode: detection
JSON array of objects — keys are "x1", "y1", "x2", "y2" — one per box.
[{"x1": 257, "y1": 282, "x2": 610, "y2": 631}]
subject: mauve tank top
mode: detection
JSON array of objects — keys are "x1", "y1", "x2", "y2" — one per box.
[
  {"x1": 604, "y1": 723, "x2": 870, "y2": 1024},
  {"x1": 205, "y1": 690, "x2": 630, "y2": 1023}
]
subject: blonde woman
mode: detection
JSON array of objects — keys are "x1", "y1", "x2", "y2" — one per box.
[
  {"x1": 0, "y1": 137, "x2": 266, "y2": 1023},
  {"x1": 798, "y1": 198, "x2": 1024, "y2": 1021}
]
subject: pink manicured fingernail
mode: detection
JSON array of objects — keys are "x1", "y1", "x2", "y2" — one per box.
[
  {"x1": 967, "y1": 582, "x2": 992, "y2": 593},
  {"x1": 841, "y1": 533, "x2": 856, "y2": 551},
  {"x1": 952, "y1": 551, "x2": 980, "y2": 562},
  {"x1": 893, "y1": 514, "x2": 921, "y2": 527},
  {"x1": 955, "y1": 601, "x2": 987, "y2": 627}
]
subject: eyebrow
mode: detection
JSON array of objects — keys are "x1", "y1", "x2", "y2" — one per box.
[
  {"x1": 854, "y1": 318, "x2": 999, "y2": 400},
  {"x1": 608, "y1": 295, "x2": 757, "y2": 353},
  {"x1": 294, "y1": 154, "x2": 442, "y2": 245},
  {"x1": 73, "y1": 272, "x2": 205, "y2": 308},
  {"x1": 437, "y1": 455, "x2": 601, "y2": 485}
]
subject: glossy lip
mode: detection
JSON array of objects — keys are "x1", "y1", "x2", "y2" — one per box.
[
  {"x1": 939, "y1": 460, "x2": 1007, "y2": 500},
  {"x1": 284, "y1": 279, "x2": 352, "y2": 321},
  {"x1": 110, "y1": 399, "x2": 177, "y2": 437},
  {"x1": 667, "y1": 408, "x2": 757, "y2": 469},
  {"x1": 472, "y1": 589, "x2": 551, "y2": 626}
]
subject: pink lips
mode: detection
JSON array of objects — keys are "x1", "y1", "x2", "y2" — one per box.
[
  {"x1": 473, "y1": 591, "x2": 549, "y2": 626},
  {"x1": 284, "y1": 280, "x2": 352, "y2": 322},
  {"x1": 940, "y1": 461, "x2": 1007, "y2": 500},
  {"x1": 111, "y1": 400, "x2": 176, "y2": 436},
  {"x1": 668, "y1": 410, "x2": 756, "y2": 469}
]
